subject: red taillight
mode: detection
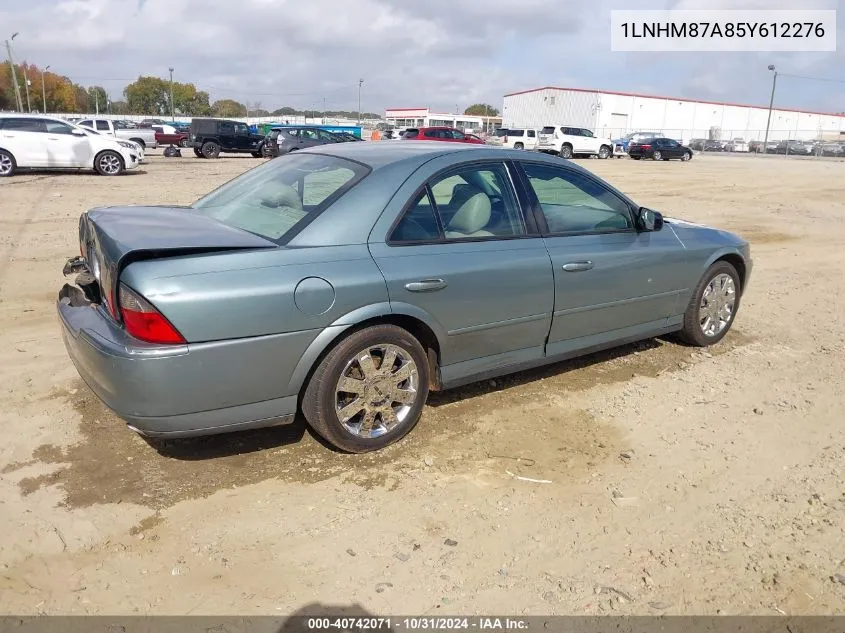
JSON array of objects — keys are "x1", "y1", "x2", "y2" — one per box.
[
  {"x1": 641, "y1": 144, "x2": 652, "y2": 150},
  {"x1": 118, "y1": 284, "x2": 185, "y2": 345}
]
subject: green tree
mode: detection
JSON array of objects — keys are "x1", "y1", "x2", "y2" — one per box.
[
  {"x1": 212, "y1": 99, "x2": 247, "y2": 117},
  {"x1": 464, "y1": 103, "x2": 499, "y2": 117},
  {"x1": 172, "y1": 82, "x2": 211, "y2": 116},
  {"x1": 87, "y1": 86, "x2": 108, "y2": 112},
  {"x1": 272, "y1": 106, "x2": 298, "y2": 116},
  {"x1": 124, "y1": 76, "x2": 169, "y2": 115}
]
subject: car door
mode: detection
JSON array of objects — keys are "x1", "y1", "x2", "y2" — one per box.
[
  {"x1": 218, "y1": 122, "x2": 236, "y2": 149},
  {"x1": 515, "y1": 160, "x2": 689, "y2": 357},
  {"x1": 0, "y1": 117, "x2": 47, "y2": 166},
  {"x1": 40, "y1": 119, "x2": 93, "y2": 167},
  {"x1": 234, "y1": 122, "x2": 256, "y2": 150},
  {"x1": 526, "y1": 129, "x2": 537, "y2": 149},
  {"x1": 664, "y1": 139, "x2": 685, "y2": 158},
  {"x1": 368, "y1": 159, "x2": 554, "y2": 383}
]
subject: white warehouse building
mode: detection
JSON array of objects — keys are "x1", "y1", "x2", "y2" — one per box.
[{"x1": 501, "y1": 86, "x2": 845, "y2": 144}]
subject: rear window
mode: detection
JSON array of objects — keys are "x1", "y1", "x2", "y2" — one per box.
[
  {"x1": 541, "y1": 126, "x2": 556, "y2": 134},
  {"x1": 191, "y1": 154, "x2": 370, "y2": 243},
  {"x1": 402, "y1": 129, "x2": 419, "y2": 138}
]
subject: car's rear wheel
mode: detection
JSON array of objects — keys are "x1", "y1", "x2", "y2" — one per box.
[
  {"x1": 682, "y1": 150, "x2": 692, "y2": 161},
  {"x1": 559, "y1": 144, "x2": 573, "y2": 159},
  {"x1": 94, "y1": 150, "x2": 124, "y2": 176},
  {"x1": 678, "y1": 261, "x2": 741, "y2": 347},
  {"x1": 653, "y1": 150, "x2": 663, "y2": 161},
  {"x1": 0, "y1": 149, "x2": 16, "y2": 177},
  {"x1": 201, "y1": 141, "x2": 220, "y2": 159},
  {"x1": 598, "y1": 145, "x2": 611, "y2": 159},
  {"x1": 514, "y1": 142, "x2": 524, "y2": 150},
  {"x1": 631, "y1": 155, "x2": 641, "y2": 160},
  {"x1": 179, "y1": 138, "x2": 189, "y2": 148},
  {"x1": 302, "y1": 324, "x2": 430, "y2": 453}
]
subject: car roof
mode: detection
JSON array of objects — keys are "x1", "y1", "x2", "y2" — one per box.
[{"x1": 299, "y1": 140, "x2": 601, "y2": 174}]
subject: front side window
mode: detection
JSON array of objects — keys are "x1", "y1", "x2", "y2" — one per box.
[
  {"x1": 580, "y1": 129, "x2": 594, "y2": 138},
  {"x1": 96, "y1": 120, "x2": 110, "y2": 131},
  {"x1": 391, "y1": 163, "x2": 525, "y2": 243},
  {"x1": 235, "y1": 123, "x2": 249, "y2": 134},
  {"x1": 521, "y1": 162, "x2": 632, "y2": 234},
  {"x1": 191, "y1": 154, "x2": 369, "y2": 243},
  {"x1": 45, "y1": 120, "x2": 75, "y2": 135},
  {"x1": 78, "y1": 120, "x2": 93, "y2": 128},
  {"x1": 527, "y1": 130, "x2": 536, "y2": 138}
]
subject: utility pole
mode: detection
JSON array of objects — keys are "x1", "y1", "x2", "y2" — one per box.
[
  {"x1": 323, "y1": 97, "x2": 326, "y2": 124},
  {"x1": 95, "y1": 90, "x2": 99, "y2": 115},
  {"x1": 357, "y1": 79, "x2": 364, "y2": 125},
  {"x1": 762, "y1": 64, "x2": 778, "y2": 153},
  {"x1": 41, "y1": 64, "x2": 50, "y2": 113},
  {"x1": 5, "y1": 33, "x2": 23, "y2": 112},
  {"x1": 22, "y1": 66, "x2": 31, "y2": 112},
  {"x1": 169, "y1": 67, "x2": 175, "y2": 121}
]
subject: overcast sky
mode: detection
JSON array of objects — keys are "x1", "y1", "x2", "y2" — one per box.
[{"x1": 2, "y1": 0, "x2": 843, "y2": 114}]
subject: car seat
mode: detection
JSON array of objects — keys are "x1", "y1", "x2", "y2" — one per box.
[{"x1": 445, "y1": 187, "x2": 494, "y2": 238}]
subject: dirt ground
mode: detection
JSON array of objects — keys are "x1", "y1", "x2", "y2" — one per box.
[{"x1": 0, "y1": 150, "x2": 843, "y2": 616}]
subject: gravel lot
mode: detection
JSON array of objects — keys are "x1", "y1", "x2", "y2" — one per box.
[{"x1": 1, "y1": 151, "x2": 843, "y2": 616}]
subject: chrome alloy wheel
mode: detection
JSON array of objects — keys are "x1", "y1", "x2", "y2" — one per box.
[
  {"x1": 334, "y1": 343, "x2": 420, "y2": 438},
  {"x1": 98, "y1": 153, "x2": 122, "y2": 175},
  {"x1": 699, "y1": 273, "x2": 737, "y2": 337},
  {"x1": 0, "y1": 153, "x2": 13, "y2": 176}
]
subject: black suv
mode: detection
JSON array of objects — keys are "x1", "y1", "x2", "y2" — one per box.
[
  {"x1": 263, "y1": 126, "x2": 350, "y2": 158},
  {"x1": 190, "y1": 118, "x2": 266, "y2": 158}
]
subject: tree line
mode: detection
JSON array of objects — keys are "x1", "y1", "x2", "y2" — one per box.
[{"x1": 2, "y1": 65, "x2": 382, "y2": 119}]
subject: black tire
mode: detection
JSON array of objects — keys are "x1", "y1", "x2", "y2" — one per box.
[
  {"x1": 179, "y1": 138, "x2": 189, "y2": 148},
  {"x1": 193, "y1": 148, "x2": 203, "y2": 158},
  {"x1": 631, "y1": 156, "x2": 641, "y2": 160},
  {"x1": 677, "y1": 261, "x2": 741, "y2": 347},
  {"x1": 129, "y1": 138, "x2": 146, "y2": 149},
  {"x1": 94, "y1": 150, "x2": 124, "y2": 176},
  {"x1": 0, "y1": 149, "x2": 16, "y2": 177},
  {"x1": 514, "y1": 142, "x2": 524, "y2": 150},
  {"x1": 682, "y1": 150, "x2": 692, "y2": 161},
  {"x1": 598, "y1": 145, "x2": 611, "y2": 159},
  {"x1": 302, "y1": 324, "x2": 430, "y2": 453},
  {"x1": 201, "y1": 141, "x2": 220, "y2": 159},
  {"x1": 653, "y1": 150, "x2": 663, "y2": 161},
  {"x1": 559, "y1": 144, "x2": 573, "y2": 159}
]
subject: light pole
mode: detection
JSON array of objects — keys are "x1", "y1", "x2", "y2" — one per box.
[
  {"x1": 22, "y1": 66, "x2": 31, "y2": 112},
  {"x1": 5, "y1": 32, "x2": 23, "y2": 112},
  {"x1": 168, "y1": 67, "x2": 175, "y2": 121},
  {"x1": 762, "y1": 64, "x2": 778, "y2": 153},
  {"x1": 357, "y1": 79, "x2": 363, "y2": 125},
  {"x1": 41, "y1": 64, "x2": 50, "y2": 113}
]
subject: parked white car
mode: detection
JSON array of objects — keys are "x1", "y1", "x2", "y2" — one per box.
[
  {"x1": 0, "y1": 114, "x2": 143, "y2": 177},
  {"x1": 501, "y1": 128, "x2": 540, "y2": 150},
  {"x1": 724, "y1": 138, "x2": 749, "y2": 152},
  {"x1": 537, "y1": 125, "x2": 614, "y2": 159},
  {"x1": 77, "y1": 118, "x2": 158, "y2": 149}
]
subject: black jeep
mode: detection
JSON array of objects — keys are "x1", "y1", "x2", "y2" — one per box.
[{"x1": 190, "y1": 118, "x2": 265, "y2": 158}]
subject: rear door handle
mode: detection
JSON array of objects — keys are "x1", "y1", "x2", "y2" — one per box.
[
  {"x1": 405, "y1": 279, "x2": 448, "y2": 292},
  {"x1": 562, "y1": 261, "x2": 594, "y2": 272}
]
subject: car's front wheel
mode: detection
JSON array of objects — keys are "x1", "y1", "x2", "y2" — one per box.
[
  {"x1": 302, "y1": 324, "x2": 430, "y2": 453},
  {"x1": 678, "y1": 261, "x2": 741, "y2": 346},
  {"x1": 94, "y1": 150, "x2": 124, "y2": 176},
  {"x1": 0, "y1": 149, "x2": 16, "y2": 177},
  {"x1": 682, "y1": 150, "x2": 692, "y2": 161},
  {"x1": 201, "y1": 141, "x2": 221, "y2": 159},
  {"x1": 598, "y1": 145, "x2": 611, "y2": 159}
]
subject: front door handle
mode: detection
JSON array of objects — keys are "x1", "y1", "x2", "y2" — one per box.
[
  {"x1": 562, "y1": 261, "x2": 594, "y2": 272},
  {"x1": 405, "y1": 279, "x2": 448, "y2": 292}
]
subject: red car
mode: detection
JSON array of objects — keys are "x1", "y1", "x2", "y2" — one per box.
[
  {"x1": 401, "y1": 127, "x2": 485, "y2": 144},
  {"x1": 152, "y1": 124, "x2": 189, "y2": 147}
]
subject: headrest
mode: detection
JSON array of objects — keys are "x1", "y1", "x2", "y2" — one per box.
[
  {"x1": 259, "y1": 181, "x2": 303, "y2": 210},
  {"x1": 448, "y1": 190, "x2": 492, "y2": 234}
]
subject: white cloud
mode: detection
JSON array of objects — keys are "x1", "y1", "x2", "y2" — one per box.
[{"x1": 1, "y1": 0, "x2": 842, "y2": 115}]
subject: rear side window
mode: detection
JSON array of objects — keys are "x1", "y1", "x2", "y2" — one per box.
[
  {"x1": 96, "y1": 120, "x2": 110, "y2": 131},
  {"x1": 191, "y1": 154, "x2": 370, "y2": 243},
  {"x1": 403, "y1": 129, "x2": 419, "y2": 138},
  {"x1": 509, "y1": 129, "x2": 525, "y2": 137},
  {"x1": 0, "y1": 118, "x2": 46, "y2": 132}
]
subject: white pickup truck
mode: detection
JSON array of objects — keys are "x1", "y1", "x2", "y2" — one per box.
[
  {"x1": 537, "y1": 125, "x2": 613, "y2": 159},
  {"x1": 77, "y1": 118, "x2": 158, "y2": 150}
]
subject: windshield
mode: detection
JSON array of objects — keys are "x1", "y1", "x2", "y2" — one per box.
[{"x1": 191, "y1": 153, "x2": 370, "y2": 243}]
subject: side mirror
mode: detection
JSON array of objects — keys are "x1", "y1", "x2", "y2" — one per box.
[
  {"x1": 71, "y1": 128, "x2": 86, "y2": 136},
  {"x1": 636, "y1": 207, "x2": 664, "y2": 232}
]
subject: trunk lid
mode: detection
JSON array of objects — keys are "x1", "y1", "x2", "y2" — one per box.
[{"x1": 77, "y1": 205, "x2": 277, "y2": 317}]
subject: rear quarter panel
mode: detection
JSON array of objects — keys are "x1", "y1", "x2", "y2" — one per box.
[{"x1": 120, "y1": 244, "x2": 389, "y2": 343}]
